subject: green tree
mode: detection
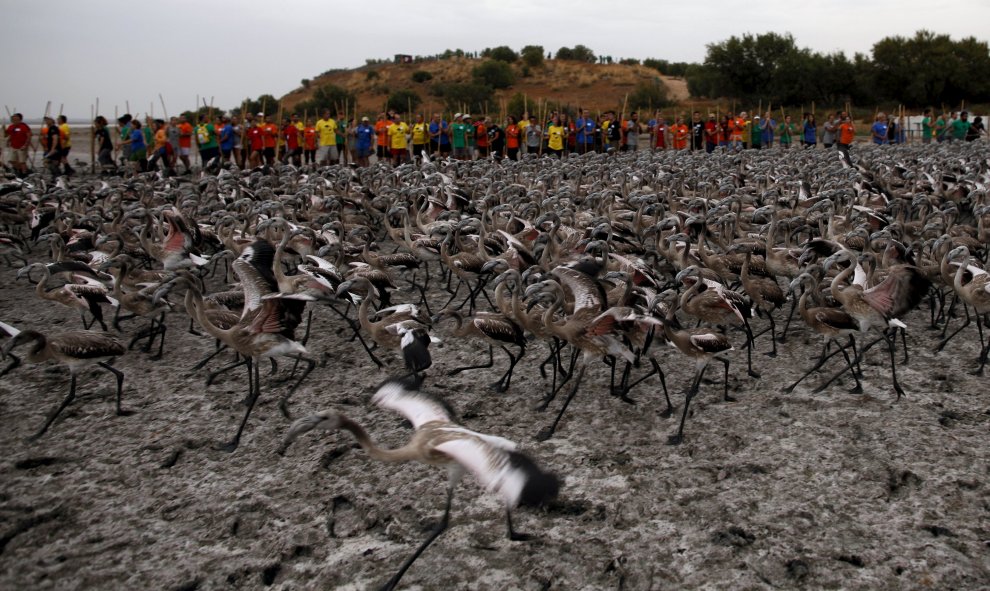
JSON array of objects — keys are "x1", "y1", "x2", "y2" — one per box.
[
  {"x1": 234, "y1": 94, "x2": 279, "y2": 117},
  {"x1": 521, "y1": 45, "x2": 545, "y2": 68},
  {"x1": 387, "y1": 89, "x2": 422, "y2": 115},
  {"x1": 627, "y1": 80, "x2": 672, "y2": 111},
  {"x1": 431, "y1": 82, "x2": 493, "y2": 114},
  {"x1": 703, "y1": 33, "x2": 801, "y2": 103},
  {"x1": 572, "y1": 44, "x2": 596, "y2": 63},
  {"x1": 296, "y1": 84, "x2": 356, "y2": 114},
  {"x1": 554, "y1": 46, "x2": 574, "y2": 60},
  {"x1": 472, "y1": 60, "x2": 515, "y2": 89},
  {"x1": 483, "y1": 45, "x2": 518, "y2": 63}
]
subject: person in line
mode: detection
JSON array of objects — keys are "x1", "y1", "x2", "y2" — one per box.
[
  {"x1": 670, "y1": 116, "x2": 689, "y2": 150},
  {"x1": 871, "y1": 113, "x2": 889, "y2": 145},
  {"x1": 575, "y1": 108, "x2": 595, "y2": 154},
  {"x1": 802, "y1": 113, "x2": 817, "y2": 148},
  {"x1": 450, "y1": 113, "x2": 471, "y2": 161},
  {"x1": 118, "y1": 118, "x2": 147, "y2": 174},
  {"x1": 837, "y1": 112, "x2": 855, "y2": 157},
  {"x1": 731, "y1": 112, "x2": 746, "y2": 151},
  {"x1": 473, "y1": 116, "x2": 489, "y2": 159},
  {"x1": 173, "y1": 115, "x2": 192, "y2": 173},
  {"x1": 196, "y1": 113, "x2": 220, "y2": 168},
  {"x1": 55, "y1": 115, "x2": 74, "y2": 175},
  {"x1": 934, "y1": 112, "x2": 949, "y2": 142},
  {"x1": 116, "y1": 114, "x2": 133, "y2": 167},
  {"x1": 374, "y1": 112, "x2": 391, "y2": 161},
  {"x1": 623, "y1": 112, "x2": 640, "y2": 153},
  {"x1": 951, "y1": 111, "x2": 971, "y2": 142},
  {"x1": 760, "y1": 112, "x2": 776, "y2": 148},
  {"x1": 505, "y1": 115, "x2": 520, "y2": 161},
  {"x1": 389, "y1": 113, "x2": 410, "y2": 165},
  {"x1": 487, "y1": 117, "x2": 504, "y2": 160},
  {"x1": 525, "y1": 115, "x2": 542, "y2": 155},
  {"x1": 749, "y1": 115, "x2": 762, "y2": 150},
  {"x1": 689, "y1": 111, "x2": 705, "y2": 151},
  {"x1": 778, "y1": 115, "x2": 796, "y2": 148},
  {"x1": 147, "y1": 119, "x2": 176, "y2": 176},
  {"x1": 965, "y1": 115, "x2": 986, "y2": 141},
  {"x1": 352, "y1": 116, "x2": 375, "y2": 167},
  {"x1": 545, "y1": 113, "x2": 565, "y2": 158},
  {"x1": 704, "y1": 113, "x2": 718, "y2": 153},
  {"x1": 4, "y1": 113, "x2": 31, "y2": 177},
  {"x1": 410, "y1": 114, "x2": 428, "y2": 162},
  {"x1": 821, "y1": 111, "x2": 839, "y2": 148},
  {"x1": 302, "y1": 118, "x2": 317, "y2": 165},
  {"x1": 427, "y1": 113, "x2": 449, "y2": 157},
  {"x1": 281, "y1": 115, "x2": 302, "y2": 165},
  {"x1": 218, "y1": 116, "x2": 235, "y2": 163}
]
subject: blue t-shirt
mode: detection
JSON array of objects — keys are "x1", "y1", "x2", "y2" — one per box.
[
  {"x1": 130, "y1": 129, "x2": 146, "y2": 150},
  {"x1": 219, "y1": 124, "x2": 234, "y2": 150},
  {"x1": 761, "y1": 119, "x2": 776, "y2": 144},
  {"x1": 872, "y1": 122, "x2": 888, "y2": 144},
  {"x1": 429, "y1": 121, "x2": 449, "y2": 145},
  {"x1": 803, "y1": 122, "x2": 816, "y2": 143},
  {"x1": 576, "y1": 117, "x2": 596, "y2": 143},
  {"x1": 355, "y1": 124, "x2": 375, "y2": 149}
]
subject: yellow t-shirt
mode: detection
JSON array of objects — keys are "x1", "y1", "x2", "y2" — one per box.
[
  {"x1": 316, "y1": 118, "x2": 337, "y2": 146},
  {"x1": 59, "y1": 123, "x2": 72, "y2": 148},
  {"x1": 389, "y1": 122, "x2": 410, "y2": 149},
  {"x1": 411, "y1": 123, "x2": 428, "y2": 144},
  {"x1": 547, "y1": 124, "x2": 565, "y2": 150}
]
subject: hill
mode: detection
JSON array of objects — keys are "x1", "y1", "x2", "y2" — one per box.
[{"x1": 278, "y1": 57, "x2": 690, "y2": 118}]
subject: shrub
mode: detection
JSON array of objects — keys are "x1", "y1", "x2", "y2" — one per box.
[
  {"x1": 366, "y1": 70, "x2": 380, "y2": 81},
  {"x1": 483, "y1": 46, "x2": 518, "y2": 63},
  {"x1": 301, "y1": 78, "x2": 311, "y2": 89},
  {"x1": 411, "y1": 70, "x2": 433, "y2": 83},
  {"x1": 387, "y1": 89, "x2": 422, "y2": 114},
  {"x1": 472, "y1": 60, "x2": 515, "y2": 89}
]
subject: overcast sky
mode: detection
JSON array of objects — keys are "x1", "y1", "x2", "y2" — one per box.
[{"x1": 3, "y1": 0, "x2": 988, "y2": 121}]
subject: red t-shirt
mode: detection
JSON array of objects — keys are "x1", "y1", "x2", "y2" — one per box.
[
  {"x1": 704, "y1": 121, "x2": 718, "y2": 144},
  {"x1": 303, "y1": 127, "x2": 317, "y2": 150},
  {"x1": 282, "y1": 124, "x2": 299, "y2": 150},
  {"x1": 654, "y1": 124, "x2": 667, "y2": 148},
  {"x1": 178, "y1": 122, "x2": 193, "y2": 148},
  {"x1": 262, "y1": 123, "x2": 277, "y2": 148},
  {"x1": 6, "y1": 123, "x2": 30, "y2": 149},
  {"x1": 247, "y1": 126, "x2": 264, "y2": 150}
]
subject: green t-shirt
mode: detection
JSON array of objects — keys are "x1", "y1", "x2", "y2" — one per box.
[
  {"x1": 451, "y1": 122, "x2": 470, "y2": 148},
  {"x1": 951, "y1": 119, "x2": 971, "y2": 140},
  {"x1": 778, "y1": 122, "x2": 795, "y2": 143},
  {"x1": 922, "y1": 116, "x2": 933, "y2": 139},
  {"x1": 196, "y1": 123, "x2": 218, "y2": 149},
  {"x1": 750, "y1": 121, "x2": 762, "y2": 145}
]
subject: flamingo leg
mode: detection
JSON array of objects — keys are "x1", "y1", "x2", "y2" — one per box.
[{"x1": 536, "y1": 364, "x2": 586, "y2": 441}]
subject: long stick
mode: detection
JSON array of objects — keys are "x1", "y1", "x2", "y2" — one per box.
[
  {"x1": 274, "y1": 99, "x2": 284, "y2": 163},
  {"x1": 159, "y1": 94, "x2": 169, "y2": 119},
  {"x1": 90, "y1": 104, "x2": 96, "y2": 172}
]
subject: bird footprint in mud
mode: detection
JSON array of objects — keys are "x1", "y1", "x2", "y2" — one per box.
[{"x1": 328, "y1": 494, "x2": 364, "y2": 538}]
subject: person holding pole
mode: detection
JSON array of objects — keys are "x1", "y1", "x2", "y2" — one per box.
[
  {"x1": 837, "y1": 112, "x2": 855, "y2": 158},
  {"x1": 196, "y1": 113, "x2": 220, "y2": 169},
  {"x1": 4, "y1": 113, "x2": 32, "y2": 177},
  {"x1": 93, "y1": 116, "x2": 116, "y2": 175},
  {"x1": 428, "y1": 113, "x2": 449, "y2": 157},
  {"x1": 576, "y1": 108, "x2": 596, "y2": 154},
  {"x1": 177, "y1": 115, "x2": 193, "y2": 173}
]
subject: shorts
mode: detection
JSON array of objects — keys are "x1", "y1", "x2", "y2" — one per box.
[
  {"x1": 200, "y1": 147, "x2": 219, "y2": 163},
  {"x1": 392, "y1": 147, "x2": 409, "y2": 159},
  {"x1": 98, "y1": 148, "x2": 115, "y2": 166},
  {"x1": 317, "y1": 145, "x2": 338, "y2": 161},
  {"x1": 356, "y1": 146, "x2": 372, "y2": 158},
  {"x1": 453, "y1": 146, "x2": 470, "y2": 159},
  {"x1": 9, "y1": 147, "x2": 27, "y2": 163},
  {"x1": 376, "y1": 145, "x2": 388, "y2": 158},
  {"x1": 221, "y1": 148, "x2": 232, "y2": 159},
  {"x1": 439, "y1": 142, "x2": 451, "y2": 154},
  {"x1": 412, "y1": 143, "x2": 426, "y2": 156},
  {"x1": 476, "y1": 146, "x2": 489, "y2": 156},
  {"x1": 130, "y1": 148, "x2": 147, "y2": 161},
  {"x1": 262, "y1": 147, "x2": 275, "y2": 159},
  {"x1": 179, "y1": 147, "x2": 191, "y2": 156}
]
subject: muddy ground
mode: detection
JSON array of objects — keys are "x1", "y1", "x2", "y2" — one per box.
[{"x1": 0, "y1": 233, "x2": 988, "y2": 591}]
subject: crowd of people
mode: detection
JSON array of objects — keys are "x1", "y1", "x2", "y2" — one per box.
[{"x1": 2, "y1": 105, "x2": 986, "y2": 178}]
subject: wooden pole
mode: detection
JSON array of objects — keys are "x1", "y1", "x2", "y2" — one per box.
[
  {"x1": 274, "y1": 100, "x2": 284, "y2": 163},
  {"x1": 126, "y1": 100, "x2": 130, "y2": 114},
  {"x1": 159, "y1": 94, "x2": 169, "y2": 119},
  {"x1": 90, "y1": 103, "x2": 96, "y2": 172}
]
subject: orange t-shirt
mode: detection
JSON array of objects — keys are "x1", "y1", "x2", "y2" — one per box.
[
  {"x1": 262, "y1": 123, "x2": 277, "y2": 148},
  {"x1": 839, "y1": 122, "x2": 855, "y2": 145},
  {"x1": 154, "y1": 129, "x2": 168, "y2": 150},
  {"x1": 303, "y1": 126, "x2": 317, "y2": 150},
  {"x1": 671, "y1": 124, "x2": 689, "y2": 149},
  {"x1": 375, "y1": 120, "x2": 390, "y2": 146},
  {"x1": 178, "y1": 122, "x2": 193, "y2": 148},
  {"x1": 730, "y1": 118, "x2": 745, "y2": 141}
]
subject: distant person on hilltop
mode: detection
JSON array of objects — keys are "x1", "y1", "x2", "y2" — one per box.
[{"x1": 4, "y1": 113, "x2": 32, "y2": 177}]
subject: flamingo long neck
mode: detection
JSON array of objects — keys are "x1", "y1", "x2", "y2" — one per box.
[{"x1": 338, "y1": 416, "x2": 422, "y2": 463}]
